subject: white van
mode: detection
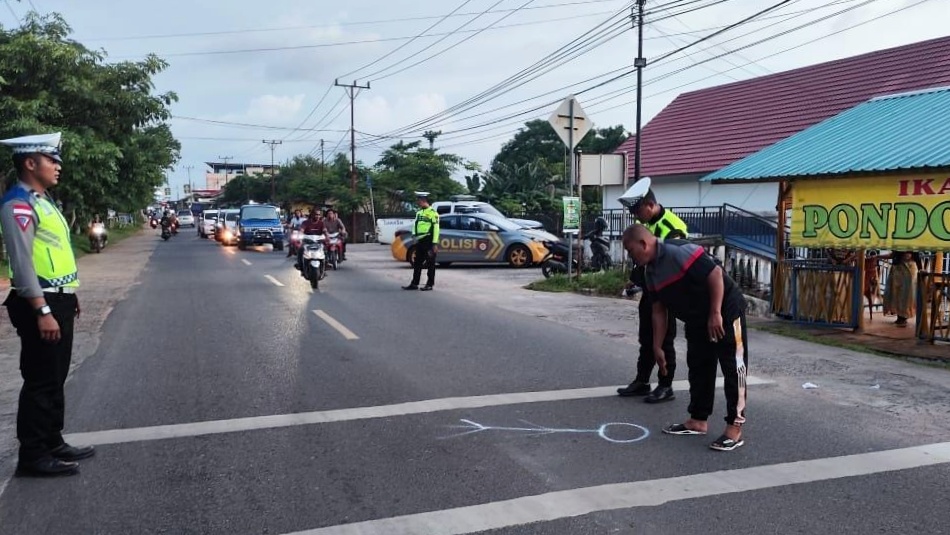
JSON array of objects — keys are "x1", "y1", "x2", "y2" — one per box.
[{"x1": 430, "y1": 196, "x2": 544, "y2": 230}]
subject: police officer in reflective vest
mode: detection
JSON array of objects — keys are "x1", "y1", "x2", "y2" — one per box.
[
  {"x1": 402, "y1": 191, "x2": 440, "y2": 291},
  {"x1": 616, "y1": 177, "x2": 689, "y2": 403},
  {"x1": 0, "y1": 132, "x2": 95, "y2": 477}
]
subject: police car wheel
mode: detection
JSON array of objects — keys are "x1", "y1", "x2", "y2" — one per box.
[{"x1": 506, "y1": 244, "x2": 531, "y2": 268}]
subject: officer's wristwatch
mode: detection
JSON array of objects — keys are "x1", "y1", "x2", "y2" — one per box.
[{"x1": 35, "y1": 305, "x2": 52, "y2": 317}]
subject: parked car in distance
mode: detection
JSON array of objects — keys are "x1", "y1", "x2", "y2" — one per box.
[{"x1": 199, "y1": 209, "x2": 218, "y2": 238}]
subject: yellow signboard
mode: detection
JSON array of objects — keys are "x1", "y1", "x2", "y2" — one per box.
[{"x1": 791, "y1": 174, "x2": 950, "y2": 251}]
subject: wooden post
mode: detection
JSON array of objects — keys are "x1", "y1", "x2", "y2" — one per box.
[{"x1": 854, "y1": 249, "x2": 866, "y2": 333}]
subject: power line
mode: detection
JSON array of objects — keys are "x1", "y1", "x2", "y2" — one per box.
[
  {"x1": 337, "y1": 0, "x2": 475, "y2": 80},
  {"x1": 406, "y1": 0, "x2": 905, "y2": 149},
  {"x1": 172, "y1": 115, "x2": 350, "y2": 133},
  {"x1": 376, "y1": 3, "x2": 637, "y2": 138},
  {"x1": 85, "y1": 0, "x2": 624, "y2": 42},
  {"x1": 364, "y1": 0, "x2": 535, "y2": 83}
]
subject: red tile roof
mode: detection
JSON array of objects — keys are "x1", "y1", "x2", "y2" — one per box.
[{"x1": 615, "y1": 35, "x2": 950, "y2": 179}]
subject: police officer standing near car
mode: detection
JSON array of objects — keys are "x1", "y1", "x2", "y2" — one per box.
[
  {"x1": 402, "y1": 191, "x2": 440, "y2": 291},
  {"x1": 616, "y1": 177, "x2": 689, "y2": 403},
  {"x1": 0, "y1": 132, "x2": 95, "y2": 477}
]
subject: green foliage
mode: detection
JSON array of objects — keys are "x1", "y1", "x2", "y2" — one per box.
[
  {"x1": 371, "y1": 140, "x2": 465, "y2": 213},
  {"x1": 0, "y1": 13, "x2": 180, "y2": 229},
  {"x1": 483, "y1": 120, "x2": 625, "y2": 215},
  {"x1": 526, "y1": 269, "x2": 628, "y2": 297}
]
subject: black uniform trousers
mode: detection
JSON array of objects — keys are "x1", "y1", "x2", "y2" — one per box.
[
  {"x1": 410, "y1": 238, "x2": 436, "y2": 287},
  {"x1": 634, "y1": 290, "x2": 677, "y2": 387},
  {"x1": 684, "y1": 311, "x2": 749, "y2": 426},
  {"x1": 3, "y1": 291, "x2": 77, "y2": 463}
]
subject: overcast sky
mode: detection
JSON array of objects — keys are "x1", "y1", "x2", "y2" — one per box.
[{"x1": 5, "y1": 0, "x2": 948, "y2": 195}]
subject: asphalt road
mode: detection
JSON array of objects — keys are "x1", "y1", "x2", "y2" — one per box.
[{"x1": 0, "y1": 235, "x2": 948, "y2": 534}]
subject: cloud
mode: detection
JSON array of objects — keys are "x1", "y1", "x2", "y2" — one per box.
[
  {"x1": 215, "y1": 93, "x2": 306, "y2": 125},
  {"x1": 354, "y1": 92, "x2": 448, "y2": 135}
]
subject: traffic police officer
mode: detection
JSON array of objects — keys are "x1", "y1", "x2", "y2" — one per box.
[
  {"x1": 0, "y1": 132, "x2": 95, "y2": 477},
  {"x1": 615, "y1": 177, "x2": 689, "y2": 403},
  {"x1": 402, "y1": 191, "x2": 440, "y2": 291}
]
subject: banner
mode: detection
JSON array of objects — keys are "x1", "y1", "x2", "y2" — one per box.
[
  {"x1": 791, "y1": 174, "x2": 950, "y2": 250},
  {"x1": 562, "y1": 196, "x2": 581, "y2": 232}
]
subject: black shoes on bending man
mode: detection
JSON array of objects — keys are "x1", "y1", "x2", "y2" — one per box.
[
  {"x1": 15, "y1": 443, "x2": 95, "y2": 478},
  {"x1": 617, "y1": 381, "x2": 675, "y2": 403}
]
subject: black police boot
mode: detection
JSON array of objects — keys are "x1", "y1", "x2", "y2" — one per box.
[
  {"x1": 15, "y1": 457, "x2": 79, "y2": 478},
  {"x1": 644, "y1": 385, "x2": 675, "y2": 404},
  {"x1": 420, "y1": 285, "x2": 434, "y2": 291},
  {"x1": 402, "y1": 285, "x2": 419, "y2": 290},
  {"x1": 617, "y1": 381, "x2": 651, "y2": 397},
  {"x1": 51, "y1": 443, "x2": 96, "y2": 461}
]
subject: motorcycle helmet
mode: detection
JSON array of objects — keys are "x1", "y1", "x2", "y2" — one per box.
[{"x1": 594, "y1": 216, "x2": 608, "y2": 232}]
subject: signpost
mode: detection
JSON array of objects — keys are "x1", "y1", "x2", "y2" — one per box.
[{"x1": 548, "y1": 95, "x2": 590, "y2": 279}]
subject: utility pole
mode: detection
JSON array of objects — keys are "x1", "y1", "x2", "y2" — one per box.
[
  {"x1": 632, "y1": 0, "x2": 647, "y2": 183},
  {"x1": 335, "y1": 79, "x2": 371, "y2": 238},
  {"x1": 320, "y1": 139, "x2": 325, "y2": 180},
  {"x1": 184, "y1": 165, "x2": 194, "y2": 198},
  {"x1": 218, "y1": 155, "x2": 233, "y2": 190},
  {"x1": 262, "y1": 139, "x2": 282, "y2": 200}
]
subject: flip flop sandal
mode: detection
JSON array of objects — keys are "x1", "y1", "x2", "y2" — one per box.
[
  {"x1": 709, "y1": 435, "x2": 744, "y2": 451},
  {"x1": 663, "y1": 423, "x2": 707, "y2": 435}
]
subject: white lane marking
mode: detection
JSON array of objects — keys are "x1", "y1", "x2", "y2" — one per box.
[
  {"x1": 284, "y1": 441, "x2": 950, "y2": 535},
  {"x1": 313, "y1": 309, "x2": 359, "y2": 340},
  {"x1": 226, "y1": 248, "x2": 236, "y2": 255},
  {"x1": 241, "y1": 259, "x2": 252, "y2": 266},
  {"x1": 63, "y1": 377, "x2": 773, "y2": 446},
  {"x1": 265, "y1": 275, "x2": 284, "y2": 287}
]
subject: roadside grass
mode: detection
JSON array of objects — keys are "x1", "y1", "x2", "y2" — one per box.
[
  {"x1": 1, "y1": 225, "x2": 142, "y2": 283},
  {"x1": 526, "y1": 269, "x2": 628, "y2": 297}
]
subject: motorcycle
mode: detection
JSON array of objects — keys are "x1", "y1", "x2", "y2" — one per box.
[
  {"x1": 89, "y1": 223, "x2": 107, "y2": 253},
  {"x1": 149, "y1": 217, "x2": 158, "y2": 229},
  {"x1": 287, "y1": 229, "x2": 303, "y2": 257},
  {"x1": 539, "y1": 232, "x2": 612, "y2": 278},
  {"x1": 161, "y1": 224, "x2": 171, "y2": 241},
  {"x1": 299, "y1": 235, "x2": 327, "y2": 289},
  {"x1": 170, "y1": 220, "x2": 179, "y2": 235},
  {"x1": 325, "y1": 232, "x2": 343, "y2": 270}
]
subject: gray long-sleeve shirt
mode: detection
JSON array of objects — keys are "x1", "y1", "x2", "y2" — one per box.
[{"x1": 0, "y1": 182, "x2": 44, "y2": 298}]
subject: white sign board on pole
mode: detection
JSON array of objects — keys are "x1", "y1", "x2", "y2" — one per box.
[{"x1": 548, "y1": 95, "x2": 591, "y2": 150}]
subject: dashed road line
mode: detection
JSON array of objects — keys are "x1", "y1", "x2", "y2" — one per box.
[
  {"x1": 241, "y1": 259, "x2": 252, "y2": 266},
  {"x1": 265, "y1": 275, "x2": 284, "y2": 287},
  {"x1": 313, "y1": 309, "x2": 359, "y2": 340}
]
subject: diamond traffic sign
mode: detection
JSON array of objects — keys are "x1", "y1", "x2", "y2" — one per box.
[{"x1": 548, "y1": 95, "x2": 591, "y2": 150}]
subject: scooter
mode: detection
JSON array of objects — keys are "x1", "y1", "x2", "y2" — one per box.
[
  {"x1": 539, "y1": 232, "x2": 611, "y2": 278},
  {"x1": 325, "y1": 232, "x2": 343, "y2": 270},
  {"x1": 161, "y1": 223, "x2": 171, "y2": 241},
  {"x1": 287, "y1": 229, "x2": 303, "y2": 257},
  {"x1": 299, "y1": 235, "x2": 327, "y2": 289},
  {"x1": 149, "y1": 218, "x2": 158, "y2": 229},
  {"x1": 89, "y1": 223, "x2": 107, "y2": 253}
]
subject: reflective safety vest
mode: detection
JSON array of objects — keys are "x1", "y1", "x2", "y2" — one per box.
[
  {"x1": 28, "y1": 195, "x2": 79, "y2": 289},
  {"x1": 645, "y1": 207, "x2": 688, "y2": 240},
  {"x1": 413, "y1": 207, "x2": 440, "y2": 242}
]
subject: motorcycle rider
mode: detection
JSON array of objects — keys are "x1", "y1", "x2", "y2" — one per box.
[
  {"x1": 295, "y1": 209, "x2": 326, "y2": 273},
  {"x1": 323, "y1": 208, "x2": 347, "y2": 261},
  {"x1": 286, "y1": 209, "x2": 306, "y2": 257},
  {"x1": 87, "y1": 214, "x2": 108, "y2": 247},
  {"x1": 616, "y1": 177, "x2": 689, "y2": 404}
]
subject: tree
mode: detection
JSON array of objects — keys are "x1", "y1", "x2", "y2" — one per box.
[
  {"x1": 0, "y1": 13, "x2": 180, "y2": 229},
  {"x1": 372, "y1": 140, "x2": 465, "y2": 213}
]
